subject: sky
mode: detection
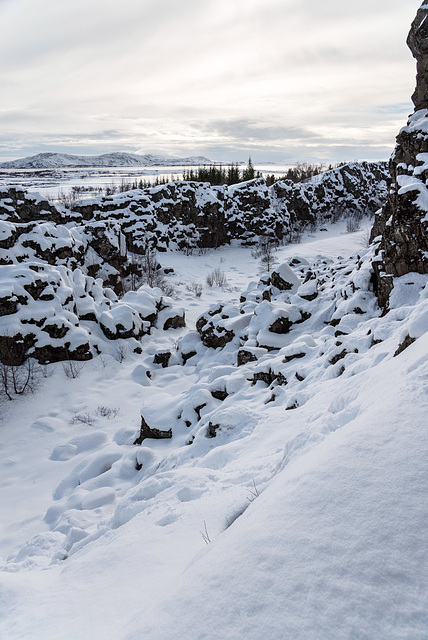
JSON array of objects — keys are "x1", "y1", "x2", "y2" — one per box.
[{"x1": 0, "y1": 0, "x2": 423, "y2": 164}]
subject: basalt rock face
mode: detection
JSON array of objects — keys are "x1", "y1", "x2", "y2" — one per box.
[
  {"x1": 407, "y1": 4, "x2": 428, "y2": 112},
  {"x1": 371, "y1": 3, "x2": 428, "y2": 308}
]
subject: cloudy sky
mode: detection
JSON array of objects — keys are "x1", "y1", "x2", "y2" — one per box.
[{"x1": 0, "y1": 0, "x2": 423, "y2": 164}]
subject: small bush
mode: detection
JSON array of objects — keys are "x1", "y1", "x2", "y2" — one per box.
[
  {"x1": 95, "y1": 405, "x2": 120, "y2": 419},
  {"x1": 346, "y1": 213, "x2": 362, "y2": 233},
  {"x1": 0, "y1": 358, "x2": 42, "y2": 401},
  {"x1": 186, "y1": 282, "x2": 203, "y2": 297},
  {"x1": 63, "y1": 360, "x2": 86, "y2": 379},
  {"x1": 69, "y1": 411, "x2": 95, "y2": 425},
  {"x1": 122, "y1": 250, "x2": 175, "y2": 297},
  {"x1": 159, "y1": 280, "x2": 176, "y2": 297},
  {"x1": 115, "y1": 342, "x2": 128, "y2": 363},
  {"x1": 206, "y1": 268, "x2": 227, "y2": 287},
  {"x1": 252, "y1": 235, "x2": 278, "y2": 270}
]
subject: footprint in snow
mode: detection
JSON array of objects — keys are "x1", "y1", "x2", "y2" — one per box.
[{"x1": 176, "y1": 487, "x2": 204, "y2": 502}]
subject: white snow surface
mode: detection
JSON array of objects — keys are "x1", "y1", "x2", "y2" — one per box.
[{"x1": 0, "y1": 222, "x2": 427, "y2": 640}]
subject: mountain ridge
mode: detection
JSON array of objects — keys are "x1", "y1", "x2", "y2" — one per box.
[{"x1": 0, "y1": 151, "x2": 212, "y2": 170}]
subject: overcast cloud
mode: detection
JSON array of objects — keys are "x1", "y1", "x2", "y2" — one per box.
[{"x1": 0, "y1": 0, "x2": 422, "y2": 163}]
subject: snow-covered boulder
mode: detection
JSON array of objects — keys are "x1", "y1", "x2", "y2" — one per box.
[
  {"x1": 271, "y1": 263, "x2": 301, "y2": 292},
  {"x1": 0, "y1": 265, "x2": 184, "y2": 364}
]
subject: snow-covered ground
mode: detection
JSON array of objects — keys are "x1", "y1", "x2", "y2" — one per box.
[
  {"x1": 0, "y1": 163, "x2": 294, "y2": 200},
  {"x1": 0, "y1": 220, "x2": 427, "y2": 640}
]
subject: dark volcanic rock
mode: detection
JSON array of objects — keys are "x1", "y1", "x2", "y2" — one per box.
[
  {"x1": 153, "y1": 350, "x2": 172, "y2": 368},
  {"x1": 133, "y1": 415, "x2": 172, "y2": 444},
  {"x1": 33, "y1": 342, "x2": 92, "y2": 365},
  {"x1": 407, "y1": 5, "x2": 428, "y2": 112},
  {"x1": 163, "y1": 312, "x2": 186, "y2": 330},
  {"x1": 237, "y1": 349, "x2": 258, "y2": 366},
  {"x1": 371, "y1": 3, "x2": 428, "y2": 308}
]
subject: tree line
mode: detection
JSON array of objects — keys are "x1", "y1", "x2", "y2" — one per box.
[{"x1": 98, "y1": 158, "x2": 350, "y2": 196}]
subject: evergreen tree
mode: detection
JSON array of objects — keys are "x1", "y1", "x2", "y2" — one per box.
[{"x1": 242, "y1": 156, "x2": 255, "y2": 181}]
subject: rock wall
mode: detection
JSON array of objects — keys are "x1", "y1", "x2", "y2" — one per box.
[
  {"x1": 73, "y1": 161, "x2": 388, "y2": 251},
  {"x1": 1, "y1": 161, "x2": 388, "y2": 256},
  {"x1": 371, "y1": 2, "x2": 428, "y2": 308}
]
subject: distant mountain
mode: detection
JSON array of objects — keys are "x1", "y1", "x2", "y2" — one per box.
[{"x1": 0, "y1": 152, "x2": 213, "y2": 170}]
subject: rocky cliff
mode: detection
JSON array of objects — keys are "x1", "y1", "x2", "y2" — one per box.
[{"x1": 371, "y1": 2, "x2": 428, "y2": 308}]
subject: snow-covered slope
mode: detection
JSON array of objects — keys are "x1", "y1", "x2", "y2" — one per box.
[
  {"x1": 0, "y1": 225, "x2": 426, "y2": 640},
  {"x1": 0, "y1": 152, "x2": 212, "y2": 170}
]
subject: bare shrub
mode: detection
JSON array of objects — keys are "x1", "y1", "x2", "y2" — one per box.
[
  {"x1": 118, "y1": 178, "x2": 132, "y2": 193},
  {"x1": 251, "y1": 236, "x2": 277, "y2": 271},
  {"x1": 69, "y1": 411, "x2": 95, "y2": 425},
  {"x1": 290, "y1": 227, "x2": 303, "y2": 244},
  {"x1": 115, "y1": 342, "x2": 128, "y2": 363},
  {"x1": 331, "y1": 207, "x2": 343, "y2": 223},
  {"x1": 206, "y1": 268, "x2": 227, "y2": 287},
  {"x1": 346, "y1": 213, "x2": 363, "y2": 233},
  {"x1": 95, "y1": 405, "x2": 120, "y2": 419},
  {"x1": 57, "y1": 188, "x2": 78, "y2": 210},
  {"x1": 360, "y1": 228, "x2": 372, "y2": 248},
  {"x1": 63, "y1": 360, "x2": 86, "y2": 379},
  {"x1": 186, "y1": 282, "x2": 203, "y2": 297},
  {"x1": 285, "y1": 222, "x2": 304, "y2": 245},
  {"x1": 141, "y1": 247, "x2": 161, "y2": 288},
  {"x1": 97, "y1": 355, "x2": 111, "y2": 368},
  {"x1": 0, "y1": 358, "x2": 42, "y2": 401},
  {"x1": 159, "y1": 280, "x2": 176, "y2": 297},
  {"x1": 122, "y1": 249, "x2": 175, "y2": 297},
  {"x1": 104, "y1": 182, "x2": 117, "y2": 196}
]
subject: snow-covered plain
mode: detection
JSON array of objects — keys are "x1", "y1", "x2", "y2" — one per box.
[
  {"x1": 0, "y1": 221, "x2": 427, "y2": 640},
  {"x1": 0, "y1": 163, "x2": 297, "y2": 201}
]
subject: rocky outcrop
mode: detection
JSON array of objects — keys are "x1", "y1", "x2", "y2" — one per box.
[
  {"x1": 2, "y1": 162, "x2": 388, "y2": 257},
  {"x1": 0, "y1": 265, "x2": 183, "y2": 365},
  {"x1": 0, "y1": 188, "x2": 71, "y2": 224},
  {"x1": 73, "y1": 163, "x2": 387, "y2": 250},
  {"x1": 371, "y1": 3, "x2": 428, "y2": 308},
  {"x1": 0, "y1": 218, "x2": 127, "y2": 292}
]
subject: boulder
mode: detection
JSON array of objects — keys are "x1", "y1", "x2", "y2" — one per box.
[{"x1": 271, "y1": 263, "x2": 300, "y2": 292}]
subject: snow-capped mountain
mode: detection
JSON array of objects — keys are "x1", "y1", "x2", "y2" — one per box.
[{"x1": 0, "y1": 151, "x2": 212, "y2": 170}]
